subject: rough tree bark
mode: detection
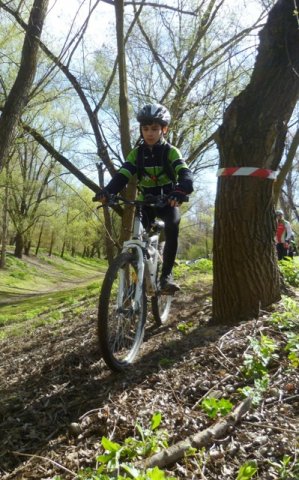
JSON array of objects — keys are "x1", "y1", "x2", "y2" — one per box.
[
  {"x1": 212, "y1": 0, "x2": 299, "y2": 324},
  {"x1": 0, "y1": 0, "x2": 49, "y2": 173}
]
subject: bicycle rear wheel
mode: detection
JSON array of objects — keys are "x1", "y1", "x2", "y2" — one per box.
[
  {"x1": 151, "y1": 241, "x2": 172, "y2": 326},
  {"x1": 98, "y1": 252, "x2": 147, "y2": 371}
]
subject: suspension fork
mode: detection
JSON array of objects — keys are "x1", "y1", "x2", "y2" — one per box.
[{"x1": 121, "y1": 242, "x2": 145, "y2": 310}]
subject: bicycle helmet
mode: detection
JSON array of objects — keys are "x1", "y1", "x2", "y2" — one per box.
[
  {"x1": 137, "y1": 103, "x2": 171, "y2": 126},
  {"x1": 275, "y1": 209, "x2": 283, "y2": 216}
]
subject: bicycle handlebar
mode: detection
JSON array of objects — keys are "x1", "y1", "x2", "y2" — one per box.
[{"x1": 93, "y1": 193, "x2": 189, "y2": 209}]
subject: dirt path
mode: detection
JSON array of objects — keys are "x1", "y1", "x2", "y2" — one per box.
[{"x1": 0, "y1": 274, "x2": 101, "y2": 306}]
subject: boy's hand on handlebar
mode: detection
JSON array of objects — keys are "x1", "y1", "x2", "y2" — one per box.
[
  {"x1": 93, "y1": 188, "x2": 110, "y2": 204},
  {"x1": 167, "y1": 189, "x2": 187, "y2": 207}
]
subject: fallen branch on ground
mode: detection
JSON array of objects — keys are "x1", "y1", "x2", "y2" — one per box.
[{"x1": 142, "y1": 398, "x2": 252, "y2": 469}]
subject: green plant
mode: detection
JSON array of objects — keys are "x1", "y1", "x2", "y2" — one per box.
[
  {"x1": 285, "y1": 332, "x2": 299, "y2": 368},
  {"x1": 158, "y1": 358, "x2": 174, "y2": 368},
  {"x1": 268, "y1": 297, "x2": 299, "y2": 369},
  {"x1": 9, "y1": 270, "x2": 28, "y2": 280},
  {"x1": 177, "y1": 321, "x2": 194, "y2": 334},
  {"x1": 77, "y1": 413, "x2": 175, "y2": 479},
  {"x1": 174, "y1": 258, "x2": 213, "y2": 277},
  {"x1": 269, "y1": 296, "x2": 299, "y2": 329},
  {"x1": 239, "y1": 375, "x2": 270, "y2": 406},
  {"x1": 279, "y1": 258, "x2": 299, "y2": 286},
  {"x1": 236, "y1": 460, "x2": 258, "y2": 479},
  {"x1": 78, "y1": 465, "x2": 176, "y2": 479},
  {"x1": 242, "y1": 334, "x2": 278, "y2": 378},
  {"x1": 87, "y1": 282, "x2": 100, "y2": 291},
  {"x1": 267, "y1": 454, "x2": 299, "y2": 479},
  {"x1": 200, "y1": 397, "x2": 233, "y2": 419},
  {"x1": 49, "y1": 311, "x2": 64, "y2": 321},
  {"x1": 189, "y1": 258, "x2": 213, "y2": 274}
]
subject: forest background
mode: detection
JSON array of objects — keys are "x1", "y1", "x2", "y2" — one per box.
[{"x1": 0, "y1": 0, "x2": 299, "y2": 322}]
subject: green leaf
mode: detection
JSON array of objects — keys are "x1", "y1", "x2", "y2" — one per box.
[
  {"x1": 122, "y1": 463, "x2": 140, "y2": 477},
  {"x1": 101, "y1": 436, "x2": 121, "y2": 452},
  {"x1": 201, "y1": 397, "x2": 233, "y2": 419},
  {"x1": 151, "y1": 412, "x2": 162, "y2": 431},
  {"x1": 146, "y1": 466, "x2": 177, "y2": 479},
  {"x1": 237, "y1": 461, "x2": 258, "y2": 479}
]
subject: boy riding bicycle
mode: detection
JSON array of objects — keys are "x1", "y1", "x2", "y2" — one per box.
[{"x1": 96, "y1": 103, "x2": 194, "y2": 294}]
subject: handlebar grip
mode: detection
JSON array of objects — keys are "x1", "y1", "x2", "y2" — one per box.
[{"x1": 92, "y1": 189, "x2": 111, "y2": 202}]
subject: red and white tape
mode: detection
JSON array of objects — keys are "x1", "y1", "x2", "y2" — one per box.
[{"x1": 217, "y1": 167, "x2": 277, "y2": 179}]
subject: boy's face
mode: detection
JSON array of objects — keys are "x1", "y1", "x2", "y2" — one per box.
[{"x1": 141, "y1": 123, "x2": 168, "y2": 146}]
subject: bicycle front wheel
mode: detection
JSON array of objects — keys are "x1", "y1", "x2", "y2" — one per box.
[
  {"x1": 98, "y1": 252, "x2": 147, "y2": 371},
  {"x1": 151, "y1": 293, "x2": 172, "y2": 326}
]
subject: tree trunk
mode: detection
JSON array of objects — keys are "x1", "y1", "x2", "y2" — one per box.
[
  {"x1": 274, "y1": 127, "x2": 299, "y2": 204},
  {"x1": 119, "y1": 179, "x2": 137, "y2": 245},
  {"x1": 35, "y1": 221, "x2": 45, "y2": 256},
  {"x1": 213, "y1": 178, "x2": 280, "y2": 322},
  {"x1": 0, "y1": 0, "x2": 49, "y2": 172},
  {"x1": 0, "y1": 169, "x2": 9, "y2": 268},
  {"x1": 24, "y1": 239, "x2": 31, "y2": 256},
  {"x1": 115, "y1": 0, "x2": 136, "y2": 245},
  {"x1": 60, "y1": 240, "x2": 66, "y2": 258},
  {"x1": 48, "y1": 230, "x2": 55, "y2": 257},
  {"x1": 14, "y1": 232, "x2": 24, "y2": 259},
  {"x1": 96, "y1": 163, "x2": 116, "y2": 264},
  {"x1": 114, "y1": 0, "x2": 132, "y2": 157},
  {"x1": 212, "y1": 0, "x2": 299, "y2": 324}
]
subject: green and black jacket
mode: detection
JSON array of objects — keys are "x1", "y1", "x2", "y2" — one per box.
[{"x1": 106, "y1": 140, "x2": 193, "y2": 199}]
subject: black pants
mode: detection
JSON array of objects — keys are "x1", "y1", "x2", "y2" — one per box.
[
  {"x1": 142, "y1": 205, "x2": 181, "y2": 277},
  {"x1": 276, "y1": 243, "x2": 288, "y2": 260}
]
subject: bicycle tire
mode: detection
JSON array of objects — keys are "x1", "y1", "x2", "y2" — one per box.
[
  {"x1": 151, "y1": 293, "x2": 172, "y2": 326},
  {"x1": 151, "y1": 242, "x2": 172, "y2": 326},
  {"x1": 98, "y1": 251, "x2": 147, "y2": 371}
]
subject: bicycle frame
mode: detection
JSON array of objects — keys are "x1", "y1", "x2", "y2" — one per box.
[{"x1": 122, "y1": 204, "x2": 161, "y2": 297}]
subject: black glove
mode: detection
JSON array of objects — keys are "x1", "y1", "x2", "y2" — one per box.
[
  {"x1": 93, "y1": 188, "x2": 110, "y2": 202},
  {"x1": 168, "y1": 188, "x2": 187, "y2": 204}
]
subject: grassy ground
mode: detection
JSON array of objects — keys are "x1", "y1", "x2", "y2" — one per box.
[
  {"x1": 0, "y1": 252, "x2": 107, "y2": 337},
  {"x1": 0, "y1": 252, "x2": 107, "y2": 296}
]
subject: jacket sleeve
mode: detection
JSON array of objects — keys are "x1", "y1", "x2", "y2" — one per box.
[
  {"x1": 105, "y1": 171, "x2": 129, "y2": 194},
  {"x1": 285, "y1": 221, "x2": 293, "y2": 241},
  {"x1": 168, "y1": 145, "x2": 194, "y2": 194},
  {"x1": 105, "y1": 148, "x2": 138, "y2": 194},
  {"x1": 177, "y1": 168, "x2": 194, "y2": 194}
]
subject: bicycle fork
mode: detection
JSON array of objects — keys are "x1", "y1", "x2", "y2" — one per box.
[{"x1": 121, "y1": 241, "x2": 145, "y2": 311}]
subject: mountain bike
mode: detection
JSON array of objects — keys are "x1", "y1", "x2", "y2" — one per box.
[{"x1": 96, "y1": 194, "x2": 181, "y2": 371}]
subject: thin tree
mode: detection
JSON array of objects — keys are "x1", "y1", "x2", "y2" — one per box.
[
  {"x1": 0, "y1": 0, "x2": 49, "y2": 173},
  {"x1": 0, "y1": 166, "x2": 9, "y2": 268},
  {"x1": 274, "y1": 126, "x2": 299, "y2": 204},
  {"x1": 212, "y1": 0, "x2": 299, "y2": 324}
]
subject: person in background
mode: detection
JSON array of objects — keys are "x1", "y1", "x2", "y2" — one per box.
[
  {"x1": 275, "y1": 209, "x2": 293, "y2": 260},
  {"x1": 96, "y1": 103, "x2": 194, "y2": 293},
  {"x1": 288, "y1": 233, "x2": 297, "y2": 258}
]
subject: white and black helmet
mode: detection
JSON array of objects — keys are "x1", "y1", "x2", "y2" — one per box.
[{"x1": 137, "y1": 103, "x2": 171, "y2": 126}]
